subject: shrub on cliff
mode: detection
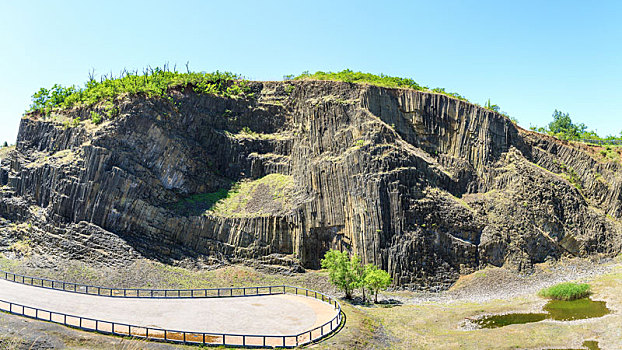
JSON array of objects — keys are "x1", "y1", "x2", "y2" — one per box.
[
  {"x1": 538, "y1": 282, "x2": 591, "y2": 301},
  {"x1": 90, "y1": 112, "x2": 102, "y2": 125}
]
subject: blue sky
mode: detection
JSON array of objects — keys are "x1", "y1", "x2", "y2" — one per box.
[{"x1": 1, "y1": 0, "x2": 621, "y2": 144}]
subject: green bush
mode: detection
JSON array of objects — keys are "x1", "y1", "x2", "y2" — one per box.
[
  {"x1": 90, "y1": 111, "x2": 102, "y2": 125},
  {"x1": 538, "y1": 282, "x2": 591, "y2": 301}
]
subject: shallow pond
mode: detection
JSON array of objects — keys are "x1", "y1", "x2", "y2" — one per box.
[{"x1": 474, "y1": 297, "x2": 610, "y2": 329}]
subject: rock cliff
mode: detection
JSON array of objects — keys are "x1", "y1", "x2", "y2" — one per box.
[{"x1": 1, "y1": 80, "x2": 620, "y2": 290}]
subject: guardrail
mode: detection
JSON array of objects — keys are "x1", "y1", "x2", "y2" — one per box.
[
  {"x1": 577, "y1": 139, "x2": 622, "y2": 145},
  {"x1": 0, "y1": 270, "x2": 342, "y2": 348}
]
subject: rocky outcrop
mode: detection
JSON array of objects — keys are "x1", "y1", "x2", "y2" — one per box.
[{"x1": 1, "y1": 80, "x2": 620, "y2": 290}]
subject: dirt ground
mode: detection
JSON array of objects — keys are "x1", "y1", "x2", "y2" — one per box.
[{"x1": 0, "y1": 255, "x2": 621, "y2": 349}]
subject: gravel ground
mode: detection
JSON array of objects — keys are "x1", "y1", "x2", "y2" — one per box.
[{"x1": 387, "y1": 256, "x2": 617, "y2": 305}]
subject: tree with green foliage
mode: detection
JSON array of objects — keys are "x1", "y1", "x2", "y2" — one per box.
[
  {"x1": 484, "y1": 99, "x2": 500, "y2": 113},
  {"x1": 546, "y1": 110, "x2": 587, "y2": 140},
  {"x1": 1, "y1": 141, "x2": 7, "y2": 148},
  {"x1": 320, "y1": 249, "x2": 362, "y2": 299},
  {"x1": 363, "y1": 264, "x2": 392, "y2": 303},
  {"x1": 529, "y1": 109, "x2": 611, "y2": 142}
]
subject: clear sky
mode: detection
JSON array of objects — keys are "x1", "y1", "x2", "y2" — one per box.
[{"x1": 1, "y1": 0, "x2": 621, "y2": 145}]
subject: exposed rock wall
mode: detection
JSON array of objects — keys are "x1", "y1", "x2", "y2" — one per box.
[{"x1": 1, "y1": 81, "x2": 620, "y2": 289}]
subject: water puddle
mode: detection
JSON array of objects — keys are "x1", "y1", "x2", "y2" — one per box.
[
  {"x1": 474, "y1": 298, "x2": 610, "y2": 329},
  {"x1": 547, "y1": 340, "x2": 600, "y2": 350}
]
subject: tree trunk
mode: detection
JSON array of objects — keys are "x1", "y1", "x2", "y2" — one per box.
[{"x1": 375, "y1": 290, "x2": 378, "y2": 303}]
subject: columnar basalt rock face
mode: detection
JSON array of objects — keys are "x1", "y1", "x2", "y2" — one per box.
[{"x1": 0, "y1": 81, "x2": 620, "y2": 289}]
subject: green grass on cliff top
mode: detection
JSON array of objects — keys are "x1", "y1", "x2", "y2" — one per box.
[
  {"x1": 293, "y1": 69, "x2": 469, "y2": 101},
  {"x1": 27, "y1": 66, "x2": 252, "y2": 116},
  {"x1": 28, "y1": 67, "x2": 479, "y2": 119}
]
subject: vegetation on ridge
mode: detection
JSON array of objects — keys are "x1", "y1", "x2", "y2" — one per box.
[
  {"x1": 27, "y1": 65, "x2": 252, "y2": 117},
  {"x1": 292, "y1": 69, "x2": 469, "y2": 101},
  {"x1": 291, "y1": 69, "x2": 518, "y2": 123},
  {"x1": 531, "y1": 109, "x2": 622, "y2": 144}
]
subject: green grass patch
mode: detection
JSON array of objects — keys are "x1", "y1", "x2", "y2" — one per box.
[
  {"x1": 171, "y1": 174, "x2": 295, "y2": 217},
  {"x1": 211, "y1": 174, "x2": 294, "y2": 217},
  {"x1": 171, "y1": 188, "x2": 232, "y2": 215},
  {"x1": 538, "y1": 282, "x2": 591, "y2": 301}
]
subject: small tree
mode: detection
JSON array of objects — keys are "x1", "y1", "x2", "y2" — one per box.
[
  {"x1": 1, "y1": 141, "x2": 7, "y2": 148},
  {"x1": 363, "y1": 264, "x2": 392, "y2": 303},
  {"x1": 321, "y1": 249, "x2": 361, "y2": 299},
  {"x1": 484, "y1": 99, "x2": 500, "y2": 113}
]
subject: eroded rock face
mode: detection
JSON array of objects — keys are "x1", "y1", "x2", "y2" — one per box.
[{"x1": 1, "y1": 81, "x2": 620, "y2": 289}]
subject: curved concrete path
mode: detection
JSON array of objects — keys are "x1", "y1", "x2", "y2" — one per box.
[{"x1": 0, "y1": 278, "x2": 338, "y2": 346}]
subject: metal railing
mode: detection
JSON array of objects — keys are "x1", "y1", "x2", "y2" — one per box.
[
  {"x1": 0, "y1": 270, "x2": 342, "y2": 348},
  {"x1": 577, "y1": 139, "x2": 622, "y2": 145}
]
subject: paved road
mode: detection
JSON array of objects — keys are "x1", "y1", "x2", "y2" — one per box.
[{"x1": 0, "y1": 279, "x2": 337, "y2": 337}]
